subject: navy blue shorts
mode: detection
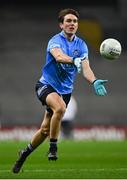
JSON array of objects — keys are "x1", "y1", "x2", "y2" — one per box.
[{"x1": 35, "y1": 81, "x2": 71, "y2": 112}]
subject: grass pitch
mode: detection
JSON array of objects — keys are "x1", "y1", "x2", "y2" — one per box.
[{"x1": 0, "y1": 140, "x2": 127, "y2": 179}]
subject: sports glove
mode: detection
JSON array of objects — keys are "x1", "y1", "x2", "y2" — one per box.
[
  {"x1": 93, "y1": 79, "x2": 108, "y2": 96},
  {"x1": 73, "y1": 58, "x2": 82, "y2": 73}
]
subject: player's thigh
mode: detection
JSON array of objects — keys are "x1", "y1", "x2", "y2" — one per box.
[{"x1": 46, "y1": 92, "x2": 66, "y2": 112}]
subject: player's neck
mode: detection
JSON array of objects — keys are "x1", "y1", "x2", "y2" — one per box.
[{"x1": 64, "y1": 32, "x2": 75, "y2": 41}]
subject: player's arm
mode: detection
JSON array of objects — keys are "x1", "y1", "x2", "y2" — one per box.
[
  {"x1": 50, "y1": 48, "x2": 82, "y2": 73},
  {"x1": 82, "y1": 59, "x2": 108, "y2": 96},
  {"x1": 82, "y1": 59, "x2": 96, "y2": 83},
  {"x1": 50, "y1": 48, "x2": 73, "y2": 63}
]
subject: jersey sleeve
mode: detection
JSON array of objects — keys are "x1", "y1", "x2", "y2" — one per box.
[{"x1": 47, "y1": 36, "x2": 61, "y2": 52}]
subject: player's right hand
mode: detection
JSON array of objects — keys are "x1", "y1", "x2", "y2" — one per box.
[{"x1": 73, "y1": 58, "x2": 82, "y2": 73}]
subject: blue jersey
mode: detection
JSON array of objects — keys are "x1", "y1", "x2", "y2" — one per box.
[{"x1": 39, "y1": 31, "x2": 88, "y2": 94}]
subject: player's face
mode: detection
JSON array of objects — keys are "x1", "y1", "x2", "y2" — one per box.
[{"x1": 60, "y1": 14, "x2": 78, "y2": 36}]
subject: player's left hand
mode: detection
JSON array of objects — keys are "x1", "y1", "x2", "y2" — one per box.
[
  {"x1": 93, "y1": 79, "x2": 108, "y2": 96},
  {"x1": 73, "y1": 58, "x2": 82, "y2": 73}
]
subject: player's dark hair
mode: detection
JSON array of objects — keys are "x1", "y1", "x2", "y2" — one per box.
[{"x1": 58, "y1": 8, "x2": 79, "y2": 23}]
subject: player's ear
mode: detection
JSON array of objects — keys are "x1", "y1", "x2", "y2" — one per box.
[{"x1": 59, "y1": 22, "x2": 63, "y2": 29}]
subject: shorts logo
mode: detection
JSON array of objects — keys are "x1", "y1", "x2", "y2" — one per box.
[{"x1": 37, "y1": 85, "x2": 47, "y2": 96}]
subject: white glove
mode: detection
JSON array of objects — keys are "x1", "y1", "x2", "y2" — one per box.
[{"x1": 73, "y1": 58, "x2": 82, "y2": 73}]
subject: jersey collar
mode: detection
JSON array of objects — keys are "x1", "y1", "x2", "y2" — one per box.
[{"x1": 60, "y1": 30, "x2": 77, "y2": 41}]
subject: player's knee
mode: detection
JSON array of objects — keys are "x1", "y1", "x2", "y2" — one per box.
[{"x1": 55, "y1": 105, "x2": 66, "y2": 117}]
